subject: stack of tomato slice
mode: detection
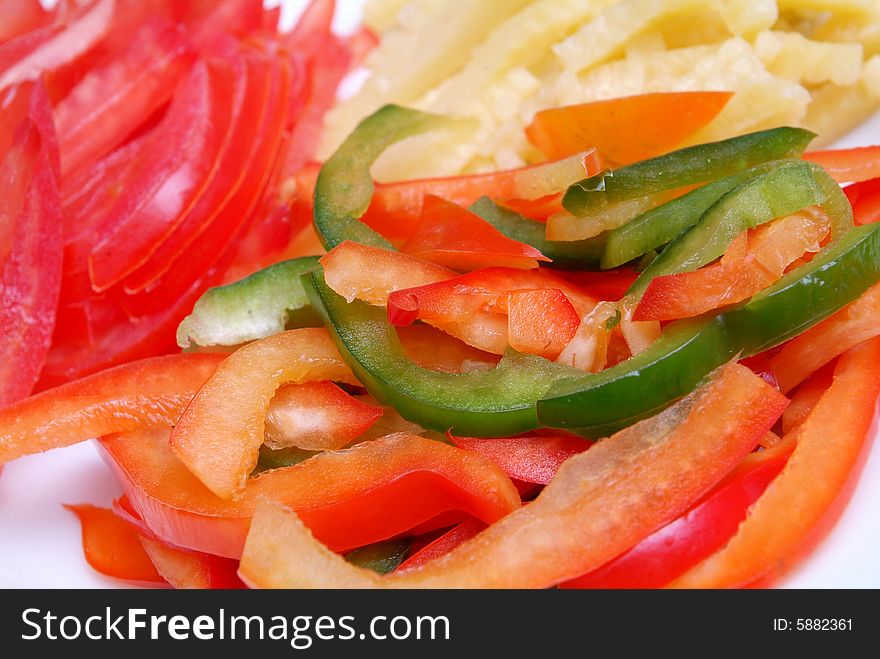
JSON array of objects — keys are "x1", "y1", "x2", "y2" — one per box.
[{"x1": 0, "y1": 0, "x2": 371, "y2": 391}]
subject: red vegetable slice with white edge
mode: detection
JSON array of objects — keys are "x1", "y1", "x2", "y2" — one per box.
[
  {"x1": 170, "y1": 328, "x2": 359, "y2": 499},
  {"x1": 237, "y1": 361, "x2": 787, "y2": 588}
]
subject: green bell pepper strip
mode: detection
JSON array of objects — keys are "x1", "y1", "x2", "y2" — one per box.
[
  {"x1": 313, "y1": 104, "x2": 463, "y2": 251},
  {"x1": 468, "y1": 196, "x2": 604, "y2": 268},
  {"x1": 601, "y1": 161, "x2": 779, "y2": 269},
  {"x1": 628, "y1": 161, "x2": 852, "y2": 296},
  {"x1": 303, "y1": 270, "x2": 579, "y2": 436},
  {"x1": 176, "y1": 256, "x2": 321, "y2": 349},
  {"x1": 345, "y1": 539, "x2": 411, "y2": 574},
  {"x1": 562, "y1": 126, "x2": 815, "y2": 217},
  {"x1": 537, "y1": 223, "x2": 880, "y2": 436}
]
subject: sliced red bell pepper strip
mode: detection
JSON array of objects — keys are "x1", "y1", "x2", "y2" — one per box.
[
  {"x1": 846, "y1": 177, "x2": 880, "y2": 226},
  {"x1": 102, "y1": 429, "x2": 520, "y2": 559},
  {"x1": 112, "y1": 495, "x2": 244, "y2": 589},
  {"x1": 781, "y1": 363, "x2": 833, "y2": 435},
  {"x1": 87, "y1": 58, "x2": 235, "y2": 291},
  {"x1": 671, "y1": 337, "x2": 880, "y2": 588},
  {"x1": 526, "y1": 92, "x2": 733, "y2": 165},
  {"x1": 0, "y1": 85, "x2": 61, "y2": 406},
  {"x1": 0, "y1": 353, "x2": 223, "y2": 465},
  {"x1": 170, "y1": 328, "x2": 359, "y2": 499},
  {"x1": 264, "y1": 381, "x2": 383, "y2": 451},
  {"x1": 448, "y1": 433, "x2": 589, "y2": 485},
  {"x1": 634, "y1": 210, "x2": 830, "y2": 321},
  {"x1": 65, "y1": 504, "x2": 165, "y2": 585},
  {"x1": 237, "y1": 362, "x2": 787, "y2": 588},
  {"x1": 0, "y1": 0, "x2": 115, "y2": 91},
  {"x1": 561, "y1": 439, "x2": 793, "y2": 589},
  {"x1": 503, "y1": 288, "x2": 580, "y2": 360},
  {"x1": 770, "y1": 281, "x2": 880, "y2": 393},
  {"x1": 804, "y1": 146, "x2": 880, "y2": 184},
  {"x1": 320, "y1": 240, "x2": 456, "y2": 309},
  {"x1": 401, "y1": 194, "x2": 549, "y2": 271},
  {"x1": 54, "y1": 18, "x2": 191, "y2": 177},
  {"x1": 396, "y1": 518, "x2": 487, "y2": 572}
]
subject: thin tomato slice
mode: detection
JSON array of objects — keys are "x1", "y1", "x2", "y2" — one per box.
[
  {"x1": 87, "y1": 59, "x2": 235, "y2": 291},
  {"x1": 55, "y1": 18, "x2": 191, "y2": 177},
  {"x1": 0, "y1": 84, "x2": 61, "y2": 406},
  {"x1": 119, "y1": 50, "x2": 296, "y2": 317},
  {"x1": 526, "y1": 92, "x2": 733, "y2": 165}
]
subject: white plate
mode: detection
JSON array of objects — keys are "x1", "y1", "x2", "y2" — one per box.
[{"x1": 3, "y1": 1, "x2": 879, "y2": 589}]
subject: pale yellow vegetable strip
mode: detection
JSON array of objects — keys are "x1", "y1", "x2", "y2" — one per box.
[
  {"x1": 429, "y1": 0, "x2": 617, "y2": 113},
  {"x1": 776, "y1": 0, "x2": 878, "y2": 17},
  {"x1": 319, "y1": 0, "x2": 530, "y2": 158},
  {"x1": 721, "y1": 0, "x2": 778, "y2": 39},
  {"x1": 755, "y1": 31, "x2": 863, "y2": 86},
  {"x1": 362, "y1": 0, "x2": 410, "y2": 32},
  {"x1": 552, "y1": 0, "x2": 711, "y2": 73}
]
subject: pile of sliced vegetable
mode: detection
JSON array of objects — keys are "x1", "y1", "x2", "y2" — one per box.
[
  {"x1": 0, "y1": 0, "x2": 372, "y2": 394},
  {"x1": 2, "y1": 6, "x2": 880, "y2": 587}
]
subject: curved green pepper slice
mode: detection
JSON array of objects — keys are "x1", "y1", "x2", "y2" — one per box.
[
  {"x1": 314, "y1": 105, "x2": 461, "y2": 250},
  {"x1": 537, "y1": 223, "x2": 880, "y2": 436},
  {"x1": 562, "y1": 126, "x2": 815, "y2": 217},
  {"x1": 629, "y1": 161, "x2": 852, "y2": 295},
  {"x1": 303, "y1": 270, "x2": 579, "y2": 436},
  {"x1": 176, "y1": 256, "x2": 321, "y2": 349}
]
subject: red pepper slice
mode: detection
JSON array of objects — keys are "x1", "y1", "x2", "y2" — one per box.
[
  {"x1": 54, "y1": 18, "x2": 192, "y2": 177},
  {"x1": 265, "y1": 381, "x2": 383, "y2": 451},
  {"x1": 397, "y1": 518, "x2": 487, "y2": 572},
  {"x1": 171, "y1": 328, "x2": 358, "y2": 499},
  {"x1": 287, "y1": 149, "x2": 603, "y2": 246},
  {"x1": 846, "y1": 177, "x2": 880, "y2": 226},
  {"x1": 65, "y1": 504, "x2": 165, "y2": 585},
  {"x1": 0, "y1": 353, "x2": 223, "y2": 465},
  {"x1": 804, "y1": 146, "x2": 880, "y2": 184},
  {"x1": 671, "y1": 337, "x2": 880, "y2": 588},
  {"x1": 87, "y1": 58, "x2": 235, "y2": 291},
  {"x1": 770, "y1": 281, "x2": 880, "y2": 393},
  {"x1": 503, "y1": 288, "x2": 581, "y2": 360},
  {"x1": 238, "y1": 362, "x2": 787, "y2": 588},
  {"x1": 401, "y1": 194, "x2": 549, "y2": 271},
  {"x1": 0, "y1": 83, "x2": 61, "y2": 406},
  {"x1": 113, "y1": 496, "x2": 244, "y2": 589},
  {"x1": 101, "y1": 429, "x2": 520, "y2": 559},
  {"x1": 448, "y1": 433, "x2": 589, "y2": 485},
  {"x1": 635, "y1": 211, "x2": 830, "y2": 322},
  {"x1": 526, "y1": 92, "x2": 733, "y2": 165},
  {"x1": 561, "y1": 440, "x2": 793, "y2": 589}
]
